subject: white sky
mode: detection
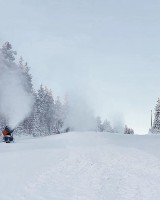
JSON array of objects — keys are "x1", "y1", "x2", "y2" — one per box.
[{"x1": 0, "y1": 0, "x2": 160, "y2": 134}]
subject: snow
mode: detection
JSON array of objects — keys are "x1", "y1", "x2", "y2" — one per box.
[{"x1": 0, "y1": 132, "x2": 160, "y2": 200}]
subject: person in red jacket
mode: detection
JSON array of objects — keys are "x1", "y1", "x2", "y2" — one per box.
[{"x1": 2, "y1": 126, "x2": 14, "y2": 143}]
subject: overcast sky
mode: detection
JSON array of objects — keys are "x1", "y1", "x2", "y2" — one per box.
[{"x1": 0, "y1": 0, "x2": 160, "y2": 134}]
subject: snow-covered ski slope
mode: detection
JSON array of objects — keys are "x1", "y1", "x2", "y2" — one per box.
[{"x1": 0, "y1": 132, "x2": 160, "y2": 200}]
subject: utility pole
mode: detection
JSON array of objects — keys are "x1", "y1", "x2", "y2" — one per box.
[{"x1": 151, "y1": 110, "x2": 153, "y2": 128}]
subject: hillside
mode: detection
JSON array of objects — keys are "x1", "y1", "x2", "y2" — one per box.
[{"x1": 0, "y1": 132, "x2": 160, "y2": 200}]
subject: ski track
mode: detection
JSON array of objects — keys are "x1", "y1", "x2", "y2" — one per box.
[{"x1": 0, "y1": 132, "x2": 160, "y2": 200}]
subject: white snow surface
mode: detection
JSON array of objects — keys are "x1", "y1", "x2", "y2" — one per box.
[{"x1": 0, "y1": 132, "x2": 160, "y2": 200}]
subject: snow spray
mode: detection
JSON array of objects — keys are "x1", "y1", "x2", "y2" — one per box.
[
  {"x1": 111, "y1": 112, "x2": 125, "y2": 133},
  {"x1": 0, "y1": 58, "x2": 34, "y2": 129},
  {"x1": 64, "y1": 92, "x2": 96, "y2": 131}
]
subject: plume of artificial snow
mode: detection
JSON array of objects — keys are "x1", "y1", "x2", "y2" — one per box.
[{"x1": 0, "y1": 55, "x2": 34, "y2": 129}]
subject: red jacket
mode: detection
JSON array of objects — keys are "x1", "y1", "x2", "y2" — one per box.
[{"x1": 2, "y1": 129, "x2": 8, "y2": 136}]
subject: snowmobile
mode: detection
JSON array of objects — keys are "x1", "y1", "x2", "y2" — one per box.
[{"x1": 2, "y1": 126, "x2": 14, "y2": 143}]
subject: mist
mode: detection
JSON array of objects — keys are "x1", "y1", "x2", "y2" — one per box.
[
  {"x1": 0, "y1": 55, "x2": 34, "y2": 129},
  {"x1": 111, "y1": 112, "x2": 125, "y2": 133},
  {"x1": 64, "y1": 92, "x2": 96, "y2": 131}
]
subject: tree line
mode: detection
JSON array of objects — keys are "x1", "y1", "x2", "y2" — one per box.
[
  {"x1": 0, "y1": 42, "x2": 134, "y2": 136},
  {"x1": 0, "y1": 41, "x2": 67, "y2": 136}
]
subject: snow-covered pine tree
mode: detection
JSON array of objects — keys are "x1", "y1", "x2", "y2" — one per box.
[
  {"x1": 17, "y1": 57, "x2": 34, "y2": 135},
  {"x1": 124, "y1": 125, "x2": 134, "y2": 134},
  {"x1": 28, "y1": 90, "x2": 41, "y2": 136},
  {"x1": 151, "y1": 98, "x2": 160, "y2": 134},
  {"x1": 96, "y1": 116, "x2": 103, "y2": 132},
  {"x1": 62, "y1": 96, "x2": 70, "y2": 132},
  {"x1": 43, "y1": 87, "x2": 54, "y2": 135},
  {"x1": 95, "y1": 117, "x2": 114, "y2": 133},
  {"x1": 1, "y1": 41, "x2": 17, "y2": 61},
  {"x1": 36, "y1": 84, "x2": 47, "y2": 136},
  {"x1": 19, "y1": 57, "x2": 33, "y2": 93},
  {"x1": 35, "y1": 85, "x2": 55, "y2": 136},
  {"x1": 102, "y1": 119, "x2": 114, "y2": 133},
  {"x1": 53, "y1": 97, "x2": 64, "y2": 134}
]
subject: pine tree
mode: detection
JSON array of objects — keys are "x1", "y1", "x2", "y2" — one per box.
[
  {"x1": 124, "y1": 125, "x2": 134, "y2": 134},
  {"x1": 29, "y1": 90, "x2": 41, "y2": 136},
  {"x1": 102, "y1": 119, "x2": 114, "y2": 133},
  {"x1": 96, "y1": 116, "x2": 103, "y2": 132},
  {"x1": 19, "y1": 57, "x2": 33, "y2": 93},
  {"x1": 53, "y1": 97, "x2": 64, "y2": 133},
  {"x1": 1, "y1": 42, "x2": 17, "y2": 61},
  {"x1": 17, "y1": 57, "x2": 34, "y2": 135},
  {"x1": 36, "y1": 84, "x2": 47, "y2": 135},
  {"x1": 151, "y1": 98, "x2": 160, "y2": 133},
  {"x1": 35, "y1": 85, "x2": 55, "y2": 136},
  {"x1": 43, "y1": 87, "x2": 54, "y2": 135}
]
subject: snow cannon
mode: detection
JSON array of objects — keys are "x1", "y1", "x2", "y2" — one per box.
[{"x1": 2, "y1": 126, "x2": 14, "y2": 143}]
